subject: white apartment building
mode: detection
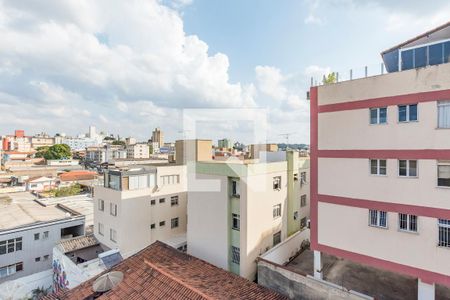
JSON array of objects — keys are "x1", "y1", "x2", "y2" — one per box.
[
  {"x1": 94, "y1": 164, "x2": 187, "y2": 257},
  {"x1": 126, "y1": 143, "x2": 150, "y2": 159},
  {"x1": 0, "y1": 200, "x2": 85, "y2": 283},
  {"x1": 310, "y1": 23, "x2": 450, "y2": 299},
  {"x1": 187, "y1": 150, "x2": 310, "y2": 281}
]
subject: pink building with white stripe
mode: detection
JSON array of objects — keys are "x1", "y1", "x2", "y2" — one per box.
[{"x1": 310, "y1": 23, "x2": 450, "y2": 300}]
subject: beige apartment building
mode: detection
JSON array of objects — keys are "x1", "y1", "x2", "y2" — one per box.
[
  {"x1": 187, "y1": 150, "x2": 310, "y2": 281},
  {"x1": 126, "y1": 143, "x2": 150, "y2": 159},
  {"x1": 152, "y1": 127, "x2": 164, "y2": 148},
  {"x1": 94, "y1": 164, "x2": 187, "y2": 257},
  {"x1": 310, "y1": 23, "x2": 450, "y2": 299}
]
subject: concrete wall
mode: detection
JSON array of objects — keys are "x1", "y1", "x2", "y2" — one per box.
[
  {"x1": 187, "y1": 173, "x2": 230, "y2": 271},
  {"x1": 258, "y1": 260, "x2": 372, "y2": 300},
  {"x1": 318, "y1": 202, "x2": 450, "y2": 276},
  {"x1": 261, "y1": 229, "x2": 310, "y2": 265}
]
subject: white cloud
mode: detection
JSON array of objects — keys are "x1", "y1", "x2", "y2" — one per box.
[{"x1": 304, "y1": 0, "x2": 324, "y2": 25}]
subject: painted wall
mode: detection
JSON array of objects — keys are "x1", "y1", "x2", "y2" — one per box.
[
  {"x1": 318, "y1": 202, "x2": 450, "y2": 277},
  {"x1": 94, "y1": 164, "x2": 187, "y2": 258}
]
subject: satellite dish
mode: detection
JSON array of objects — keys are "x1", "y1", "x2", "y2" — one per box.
[{"x1": 92, "y1": 271, "x2": 124, "y2": 293}]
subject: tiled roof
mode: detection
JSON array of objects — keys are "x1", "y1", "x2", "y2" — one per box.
[
  {"x1": 59, "y1": 171, "x2": 97, "y2": 182},
  {"x1": 45, "y1": 241, "x2": 286, "y2": 300},
  {"x1": 58, "y1": 235, "x2": 99, "y2": 254}
]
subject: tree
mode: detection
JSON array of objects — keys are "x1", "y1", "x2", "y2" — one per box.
[
  {"x1": 112, "y1": 140, "x2": 126, "y2": 146},
  {"x1": 38, "y1": 144, "x2": 71, "y2": 160},
  {"x1": 323, "y1": 72, "x2": 337, "y2": 84}
]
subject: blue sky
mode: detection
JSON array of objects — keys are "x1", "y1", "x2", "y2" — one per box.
[{"x1": 0, "y1": 0, "x2": 449, "y2": 144}]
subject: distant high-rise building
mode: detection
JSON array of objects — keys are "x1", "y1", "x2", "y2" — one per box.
[
  {"x1": 218, "y1": 138, "x2": 233, "y2": 149},
  {"x1": 152, "y1": 128, "x2": 164, "y2": 148},
  {"x1": 88, "y1": 125, "x2": 96, "y2": 138}
]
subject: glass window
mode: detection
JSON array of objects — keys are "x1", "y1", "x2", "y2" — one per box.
[
  {"x1": 273, "y1": 231, "x2": 281, "y2": 246},
  {"x1": 438, "y1": 163, "x2": 450, "y2": 187},
  {"x1": 0, "y1": 241, "x2": 6, "y2": 255},
  {"x1": 401, "y1": 49, "x2": 414, "y2": 71},
  {"x1": 273, "y1": 176, "x2": 281, "y2": 190},
  {"x1": 108, "y1": 175, "x2": 120, "y2": 190},
  {"x1": 398, "y1": 105, "x2": 407, "y2": 122},
  {"x1": 414, "y1": 46, "x2": 427, "y2": 68},
  {"x1": 231, "y1": 246, "x2": 240, "y2": 264},
  {"x1": 370, "y1": 108, "x2": 378, "y2": 124},
  {"x1": 370, "y1": 159, "x2": 387, "y2": 175},
  {"x1": 382, "y1": 49, "x2": 399, "y2": 73},
  {"x1": 399, "y1": 160, "x2": 417, "y2": 177},
  {"x1": 369, "y1": 210, "x2": 387, "y2": 228},
  {"x1": 379, "y1": 160, "x2": 387, "y2": 175},
  {"x1": 150, "y1": 224, "x2": 155, "y2": 229},
  {"x1": 379, "y1": 107, "x2": 387, "y2": 123},
  {"x1": 445, "y1": 41, "x2": 450, "y2": 63},
  {"x1": 399, "y1": 213, "x2": 418, "y2": 232},
  {"x1": 409, "y1": 104, "x2": 418, "y2": 121},
  {"x1": 398, "y1": 104, "x2": 418, "y2": 122},
  {"x1": 438, "y1": 101, "x2": 450, "y2": 128},
  {"x1": 171, "y1": 196, "x2": 179, "y2": 206},
  {"x1": 409, "y1": 160, "x2": 417, "y2": 177},
  {"x1": 232, "y1": 213, "x2": 240, "y2": 231},
  {"x1": 429, "y1": 43, "x2": 443, "y2": 65},
  {"x1": 34, "y1": 233, "x2": 40, "y2": 240},
  {"x1": 159, "y1": 221, "x2": 165, "y2": 227},
  {"x1": 438, "y1": 219, "x2": 450, "y2": 247},
  {"x1": 171, "y1": 217, "x2": 179, "y2": 229},
  {"x1": 300, "y1": 195, "x2": 307, "y2": 207},
  {"x1": 273, "y1": 204, "x2": 281, "y2": 218}
]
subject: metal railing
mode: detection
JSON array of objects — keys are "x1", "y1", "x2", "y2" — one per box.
[{"x1": 310, "y1": 62, "x2": 387, "y2": 87}]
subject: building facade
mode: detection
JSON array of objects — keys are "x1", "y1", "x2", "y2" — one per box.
[
  {"x1": 310, "y1": 24, "x2": 450, "y2": 299},
  {"x1": 0, "y1": 202, "x2": 85, "y2": 283},
  {"x1": 126, "y1": 143, "x2": 150, "y2": 159},
  {"x1": 152, "y1": 127, "x2": 164, "y2": 148},
  {"x1": 94, "y1": 164, "x2": 187, "y2": 257},
  {"x1": 187, "y1": 151, "x2": 310, "y2": 281}
]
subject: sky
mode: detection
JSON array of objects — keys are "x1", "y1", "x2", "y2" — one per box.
[{"x1": 0, "y1": 0, "x2": 449, "y2": 144}]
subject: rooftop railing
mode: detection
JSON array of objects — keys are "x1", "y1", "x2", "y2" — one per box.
[{"x1": 310, "y1": 62, "x2": 387, "y2": 87}]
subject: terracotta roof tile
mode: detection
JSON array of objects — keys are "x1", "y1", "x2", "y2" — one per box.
[{"x1": 45, "y1": 241, "x2": 286, "y2": 300}]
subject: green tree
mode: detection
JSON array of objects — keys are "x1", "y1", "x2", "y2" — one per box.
[
  {"x1": 35, "y1": 146, "x2": 50, "y2": 158},
  {"x1": 112, "y1": 140, "x2": 126, "y2": 146},
  {"x1": 42, "y1": 144, "x2": 71, "y2": 160},
  {"x1": 323, "y1": 72, "x2": 337, "y2": 84},
  {"x1": 52, "y1": 184, "x2": 82, "y2": 197}
]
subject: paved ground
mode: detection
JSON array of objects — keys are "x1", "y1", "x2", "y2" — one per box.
[{"x1": 286, "y1": 249, "x2": 450, "y2": 300}]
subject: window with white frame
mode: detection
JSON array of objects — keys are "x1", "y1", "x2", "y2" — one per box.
[
  {"x1": 370, "y1": 159, "x2": 387, "y2": 175},
  {"x1": 273, "y1": 204, "x2": 281, "y2": 219},
  {"x1": 231, "y1": 246, "x2": 240, "y2": 264},
  {"x1": 438, "y1": 161, "x2": 450, "y2": 187},
  {"x1": 399, "y1": 214, "x2": 418, "y2": 232},
  {"x1": 273, "y1": 231, "x2": 281, "y2": 246},
  {"x1": 110, "y1": 228, "x2": 117, "y2": 242},
  {"x1": 0, "y1": 238, "x2": 22, "y2": 255},
  {"x1": 232, "y1": 213, "x2": 240, "y2": 231},
  {"x1": 370, "y1": 107, "x2": 387, "y2": 124},
  {"x1": 273, "y1": 176, "x2": 281, "y2": 190},
  {"x1": 438, "y1": 219, "x2": 450, "y2": 247},
  {"x1": 438, "y1": 101, "x2": 450, "y2": 128},
  {"x1": 369, "y1": 210, "x2": 388, "y2": 228},
  {"x1": 171, "y1": 217, "x2": 179, "y2": 229},
  {"x1": 0, "y1": 262, "x2": 23, "y2": 278},
  {"x1": 300, "y1": 195, "x2": 307, "y2": 207},
  {"x1": 399, "y1": 160, "x2": 417, "y2": 177},
  {"x1": 98, "y1": 199, "x2": 104, "y2": 211},
  {"x1": 110, "y1": 203, "x2": 118, "y2": 216},
  {"x1": 398, "y1": 104, "x2": 418, "y2": 122},
  {"x1": 128, "y1": 175, "x2": 149, "y2": 190},
  {"x1": 98, "y1": 223, "x2": 104, "y2": 236},
  {"x1": 161, "y1": 175, "x2": 180, "y2": 185},
  {"x1": 171, "y1": 196, "x2": 179, "y2": 206}
]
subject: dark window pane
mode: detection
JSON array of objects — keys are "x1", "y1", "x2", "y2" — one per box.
[
  {"x1": 399, "y1": 160, "x2": 407, "y2": 176},
  {"x1": 399, "y1": 214, "x2": 407, "y2": 230},
  {"x1": 370, "y1": 160, "x2": 378, "y2": 174},
  {"x1": 370, "y1": 108, "x2": 378, "y2": 124},
  {"x1": 383, "y1": 50, "x2": 399, "y2": 72},
  {"x1": 429, "y1": 43, "x2": 443, "y2": 65},
  {"x1": 409, "y1": 104, "x2": 418, "y2": 121},
  {"x1": 414, "y1": 46, "x2": 427, "y2": 68},
  {"x1": 379, "y1": 160, "x2": 387, "y2": 175},
  {"x1": 445, "y1": 41, "x2": 450, "y2": 63},
  {"x1": 398, "y1": 105, "x2": 407, "y2": 122},
  {"x1": 379, "y1": 108, "x2": 387, "y2": 123},
  {"x1": 401, "y1": 50, "x2": 414, "y2": 70},
  {"x1": 410, "y1": 215, "x2": 417, "y2": 232},
  {"x1": 438, "y1": 165, "x2": 450, "y2": 187}
]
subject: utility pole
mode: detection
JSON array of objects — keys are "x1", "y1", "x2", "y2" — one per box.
[{"x1": 279, "y1": 133, "x2": 294, "y2": 150}]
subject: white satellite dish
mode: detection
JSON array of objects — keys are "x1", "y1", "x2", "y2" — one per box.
[{"x1": 92, "y1": 271, "x2": 124, "y2": 293}]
